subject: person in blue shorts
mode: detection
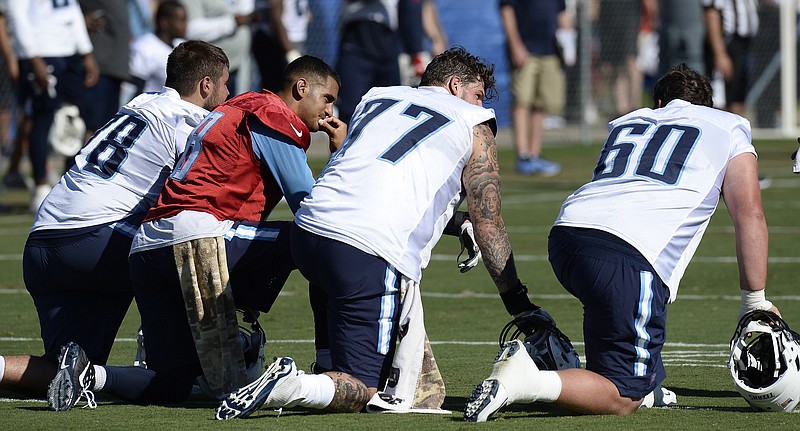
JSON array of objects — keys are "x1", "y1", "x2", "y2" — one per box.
[
  {"x1": 0, "y1": 40, "x2": 229, "y2": 399},
  {"x1": 465, "y1": 63, "x2": 781, "y2": 420},
  {"x1": 45, "y1": 55, "x2": 346, "y2": 411}
]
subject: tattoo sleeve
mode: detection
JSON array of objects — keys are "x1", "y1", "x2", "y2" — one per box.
[
  {"x1": 323, "y1": 372, "x2": 370, "y2": 413},
  {"x1": 462, "y1": 122, "x2": 520, "y2": 294}
]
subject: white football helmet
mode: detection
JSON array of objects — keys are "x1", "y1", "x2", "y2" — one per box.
[
  {"x1": 729, "y1": 310, "x2": 800, "y2": 412},
  {"x1": 49, "y1": 103, "x2": 85, "y2": 157}
]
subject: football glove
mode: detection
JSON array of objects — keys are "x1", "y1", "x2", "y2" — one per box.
[
  {"x1": 457, "y1": 219, "x2": 481, "y2": 272},
  {"x1": 792, "y1": 137, "x2": 800, "y2": 173}
]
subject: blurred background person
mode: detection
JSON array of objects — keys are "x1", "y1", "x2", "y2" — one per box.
[
  {"x1": 5, "y1": 0, "x2": 99, "y2": 212},
  {"x1": 79, "y1": 0, "x2": 131, "y2": 139},
  {"x1": 128, "y1": 0, "x2": 159, "y2": 39},
  {"x1": 500, "y1": 0, "x2": 575, "y2": 176},
  {"x1": 658, "y1": 0, "x2": 705, "y2": 76},
  {"x1": 597, "y1": 0, "x2": 644, "y2": 116},
  {"x1": 0, "y1": 5, "x2": 18, "y2": 181},
  {"x1": 184, "y1": 0, "x2": 258, "y2": 97},
  {"x1": 702, "y1": 0, "x2": 758, "y2": 117},
  {"x1": 0, "y1": 3, "x2": 28, "y2": 199},
  {"x1": 703, "y1": 0, "x2": 770, "y2": 189},
  {"x1": 422, "y1": 0, "x2": 447, "y2": 57},
  {"x1": 129, "y1": 0, "x2": 187, "y2": 95},
  {"x1": 251, "y1": 0, "x2": 310, "y2": 92},
  {"x1": 400, "y1": 0, "x2": 448, "y2": 86},
  {"x1": 334, "y1": 0, "x2": 424, "y2": 124}
]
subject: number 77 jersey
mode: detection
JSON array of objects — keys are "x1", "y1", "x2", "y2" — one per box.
[
  {"x1": 553, "y1": 99, "x2": 756, "y2": 295},
  {"x1": 294, "y1": 85, "x2": 495, "y2": 282}
]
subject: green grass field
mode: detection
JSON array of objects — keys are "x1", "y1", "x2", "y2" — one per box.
[{"x1": 1, "y1": 137, "x2": 799, "y2": 430}]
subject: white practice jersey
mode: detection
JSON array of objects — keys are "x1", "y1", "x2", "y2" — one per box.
[
  {"x1": 282, "y1": 0, "x2": 309, "y2": 44},
  {"x1": 32, "y1": 87, "x2": 209, "y2": 234},
  {"x1": 129, "y1": 34, "x2": 183, "y2": 93},
  {"x1": 5, "y1": 0, "x2": 93, "y2": 59},
  {"x1": 295, "y1": 86, "x2": 495, "y2": 282},
  {"x1": 553, "y1": 99, "x2": 755, "y2": 300}
]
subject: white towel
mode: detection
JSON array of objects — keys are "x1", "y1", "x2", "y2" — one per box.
[{"x1": 366, "y1": 276, "x2": 450, "y2": 414}]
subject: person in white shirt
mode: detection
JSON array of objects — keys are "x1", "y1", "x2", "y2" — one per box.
[
  {"x1": 5, "y1": 0, "x2": 99, "y2": 211},
  {"x1": 465, "y1": 63, "x2": 780, "y2": 420},
  {"x1": 214, "y1": 46, "x2": 540, "y2": 419},
  {"x1": 129, "y1": 1, "x2": 187, "y2": 94},
  {"x1": 0, "y1": 40, "x2": 229, "y2": 400},
  {"x1": 251, "y1": 0, "x2": 310, "y2": 92},
  {"x1": 184, "y1": 0, "x2": 258, "y2": 96}
]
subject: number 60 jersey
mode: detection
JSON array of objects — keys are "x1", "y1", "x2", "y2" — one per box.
[
  {"x1": 295, "y1": 85, "x2": 495, "y2": 282},
  {"x1": 553, "y1": 99, "x2": 755, "y2": 298},
  {"x1": 31, "y1": 88, "x2": 209, "y2": 235}
]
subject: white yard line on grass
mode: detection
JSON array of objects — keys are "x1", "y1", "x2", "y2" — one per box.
[{"x1": 2, "y1": 287, "x2": 800, "y2": 302}]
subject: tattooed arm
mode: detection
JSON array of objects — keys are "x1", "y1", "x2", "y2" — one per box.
[
  {"x1": 322, "y1": 371, "x2": 371, "y2": 413},
  {"x1": 462, "y1": 122, "x2": 537, "y2": 315}
]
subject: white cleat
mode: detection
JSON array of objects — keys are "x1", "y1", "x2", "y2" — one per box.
[
  {"x1": 464, "y1": 340, "x2": 540, "y2": 422},
  {"x1": 640, "y1": 384, "x2": 678, "y2": 409},
  {"x1": 215, "y1": 357, "x2": 298, "y2": 420}
]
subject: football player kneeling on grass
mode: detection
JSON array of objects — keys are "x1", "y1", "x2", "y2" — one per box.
[
  {"x1": 215, "y1": 47, "x2": 533, "y2": 420},
  {"x1": 464, "y1": 63, "x2": 779, "y2": 421}
]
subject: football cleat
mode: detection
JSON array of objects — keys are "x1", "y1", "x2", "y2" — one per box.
[
  {"x1": 464, "y1": 378, "x2": 510, "y2": 422},
  {"x1": 47, "y1": 342, "x2": 97, "y2": 411},
  {"x1": 215, "y1": 356, "x2": 299, "y2": 420},
  {"x1": 464, "y1": 340, "x2": 540, "y2": 422},
  {"x1": 639, "y1": 384, "x2": 678, "y2": 408}
]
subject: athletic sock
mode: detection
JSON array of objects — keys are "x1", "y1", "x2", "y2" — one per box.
[
  {"x1": 92, "y1": 365, "x2": 107, "y2": 391},
  {"x1": 0, "y1": 356, "x2": 5, "y2": 382},
  {"x1": 288, "y1": 373, "x2": 335, "y2": 409},
  {"x1": 536, "y1": 370, "x2": 563, "y2": 403}
]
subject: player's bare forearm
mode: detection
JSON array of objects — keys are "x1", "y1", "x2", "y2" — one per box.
[
  {"x1": 322, "y1": 372, "x2": 370, "y2": 413},
  {"x1": 722, "y1": 153, "x2": 768, "y2": 292},
  {"x1": 463, "y1": 123, "x2": 518, "y2": 294}
]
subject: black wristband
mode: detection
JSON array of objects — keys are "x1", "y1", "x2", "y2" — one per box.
[
  {"x1": 499, "y1": 281, "x2": 538, "y2": 316},
  {"x1": 442, "y1": 211, "x2": 470, "y2": 237}
]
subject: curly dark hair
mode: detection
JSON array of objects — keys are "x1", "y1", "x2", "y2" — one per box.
[
  {"x1": 652, "y1": 63, "x2": 713, "y2": 108},
  {"x1": 165, "y1": 40, "x2": 229, "y2": 96},
  {"x1": 420, "y1": 46, "x2": 497, "y2": 101}
]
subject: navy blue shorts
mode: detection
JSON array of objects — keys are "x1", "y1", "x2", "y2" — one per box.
[
  {"x1": 17, "y1": 54, "x2": 87, "y2": 113},
  {"x1": 290, "y1": 224, "x2": 400, "y2": 388},
  {"x1": 23, "y1": 223, "x2": 135, "y2": 363},
  {"x1": 130, "y1": 221, "x2": 295, "y2": 374},
  {"x1": 80, "y1": 74, "x2": 123, "y2": 130},
  {"x1": 335, "y1": 21, "x2": 401, "y2": 123},
  {"x1": 548, "y1": 226, "x2": 668, "y2": 399}
]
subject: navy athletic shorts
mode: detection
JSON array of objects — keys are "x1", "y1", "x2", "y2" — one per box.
[
  {"x1": 290, "y1": 224, "x2": 400, "y2": 388},
  {"x1": 129, "y1": 221, "x2": 295, "y2": 374},
  {"x1": 548, "y1": 226, "x2": 668, "y2": 399},
  {"x1": 23, "y1": 223, "x2": 135, "y2": 363}
]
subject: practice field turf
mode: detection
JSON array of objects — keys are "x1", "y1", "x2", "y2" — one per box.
[{"x1": 0, "y1": 138, "x2": 798, "y2": 430}]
